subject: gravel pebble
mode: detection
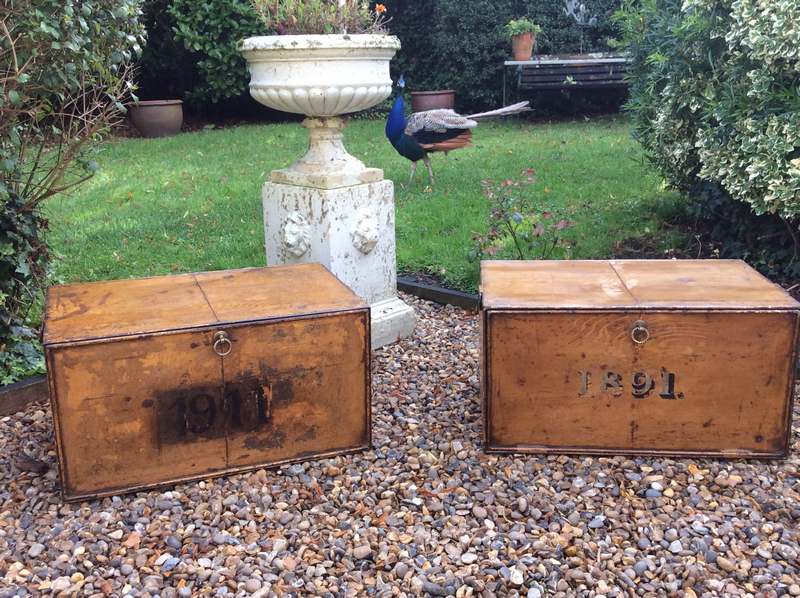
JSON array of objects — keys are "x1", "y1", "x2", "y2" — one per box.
[
  {"x1": 107, "y1": 529, "x2": 123, "y2": 540},
  {"x1": 352, "y1": 545, "x2": 372, "y2": 560},
  {"x1": 717, "y1": 556, "x2": 737, "y2": 572},
  {"x1": 244, "y1": 579, "x2": 261, "y2": 592},
  {"x1": 1, "y1": 295, "x2": 799, "y2": 596}
]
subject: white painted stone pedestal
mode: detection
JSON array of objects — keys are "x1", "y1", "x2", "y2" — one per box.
[
  {"x1": 262, "y1": 118, "x2": 416, "y2": 348},
  {"x1": 241, "y1": 34, "x2": 412, "y2": 348}
]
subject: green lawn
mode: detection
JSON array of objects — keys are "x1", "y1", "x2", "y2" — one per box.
[{"x1": 46, "y1": 117, "x2": 681, "y2": 291}]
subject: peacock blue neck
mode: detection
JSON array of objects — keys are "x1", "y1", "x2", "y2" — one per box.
[{"x1": 385, "y1": 95, "x2": 407, "y2": 143}]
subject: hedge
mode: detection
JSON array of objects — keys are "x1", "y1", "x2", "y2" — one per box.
[
  {"x1": 389, "y1": 0, "x2": 621, "y2": 111},
  {"x1": 138, "y1": 0, "x2": 622, "y2": 111},
  {"x1": 168, "y1": 0, "x2": 262, "y2": 105},
  {"x1": 615, "y1": 0, "x2": 800, "y2": 279},
  {"x1": 1, "y1": 0, "x2": 144, "y2": 383}
]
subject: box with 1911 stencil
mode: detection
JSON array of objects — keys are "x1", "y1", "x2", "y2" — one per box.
[{"x1": 44, "y1": 264, "x2": 370, "y2": 501}]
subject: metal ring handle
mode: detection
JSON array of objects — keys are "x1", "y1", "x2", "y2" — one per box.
[
  {"x1": 213, "y1": 331, "x2": 232, "y2": 357},
  {"x1": 631, "y1": 320, "x2": 650, "y2": 345}
]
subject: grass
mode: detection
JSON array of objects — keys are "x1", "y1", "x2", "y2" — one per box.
[{"x1": 45, "y1": 116, "x2": 682, "y2": 291}]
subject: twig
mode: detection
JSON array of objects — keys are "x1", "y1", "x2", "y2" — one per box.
[
  {"x1": 504, "y1": 220, "x2": 525, "y2": 260},
  {"x1": 781, "y1": 217, "x2": 799, "y2": 265},
  {"x1": 0, "y1": 18, "x2": 19, "y2": 74}
]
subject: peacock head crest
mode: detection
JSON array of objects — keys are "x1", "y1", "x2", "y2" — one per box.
[{"x1": 397, "y1": 74, "x2": 405, "y2": 89}]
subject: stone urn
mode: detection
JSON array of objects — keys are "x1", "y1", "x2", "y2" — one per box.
[
  {"x1": 241, "y1": 34, "x2": 401, "y2": 188},
  {"x1": 241, "y1": 34, "x2": 416, "y2": 348}
]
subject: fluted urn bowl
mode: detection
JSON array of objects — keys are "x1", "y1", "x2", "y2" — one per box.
[
  {"x1": 241, "y1": 34, "x2": 401, "y2": 189},
  {"x1": 241, "y1": 34, "x2": 400, "y2": 117}
]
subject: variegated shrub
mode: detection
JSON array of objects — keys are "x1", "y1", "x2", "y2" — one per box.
[{"x1": 616, "y1": 0, "x2": 800, "y2": 219}]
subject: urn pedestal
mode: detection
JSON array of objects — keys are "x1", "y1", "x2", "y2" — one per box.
[
  {"x1": 242, "y1": 34, "x2": 416, "y2": 348},
  {"x1": 263, "y1": 176, "x2": 415, "y2": 348}
]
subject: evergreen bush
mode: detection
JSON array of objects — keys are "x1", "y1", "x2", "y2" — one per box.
[
  {"x1": 137, "y1": 0, "x2": 197, "y2": 100},
  {"x1": 139, "y1": 0, "x2": 622, "y2": 112},
  {"x1": 1, "y1": 0, "x2": 143, "y2": 382},
  {"x1": 388, "y1": 0, "x2": 621, "y2": 111},
  {"x1": 168, "y1": 0, "x2": 262, "y2": 105},
  {"x1": 615, "y1": 0, "x2": 800, "y2": 279}
]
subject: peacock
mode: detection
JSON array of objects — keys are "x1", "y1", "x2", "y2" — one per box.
[{"x1": 384, "y1": 75, "x2": 531, "y2": 185}]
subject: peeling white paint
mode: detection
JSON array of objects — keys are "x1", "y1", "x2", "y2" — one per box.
[{"x1": 263, "y1": 180, "x2": 415, "y2": 347}]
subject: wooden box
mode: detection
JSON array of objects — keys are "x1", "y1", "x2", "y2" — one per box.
[
  {"x1": 44, "y1": 264, "x2": 370, "y2": 500},
  {"x1": 480, "y1": 260, "x2": 799, "y2": 458}
]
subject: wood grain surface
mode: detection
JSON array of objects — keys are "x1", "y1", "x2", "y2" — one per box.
[
  {"x1": 44, "y1": 263, "x2": 366, "y2": 344},
  {"x1": 481, "y1": 260, "x2": 798, "y2": 310}
]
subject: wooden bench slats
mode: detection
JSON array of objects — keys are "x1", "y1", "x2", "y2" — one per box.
[
  {"x1": 522, "y1": 63, "x2": 628, "y2": 71},
  {"x1": 521, "y1": 80, "x2": 628, "y2": 90},
  {"x1": 504, "y1": 54, "x2": 631, "y2": 95},
  {"x1": 519, "y1": 65, "x2": 628, "y2": 75},
  {"x1": 521, "y1": 72, "x2": 626, "y2": 84}
]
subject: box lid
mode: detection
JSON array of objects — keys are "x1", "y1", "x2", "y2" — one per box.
[
  {"x1": 44, "y1": 264, "x2": 367, "y2": 345},
  {"x1": 481, "y1": 259, "x2": 799, "y2": 311}
]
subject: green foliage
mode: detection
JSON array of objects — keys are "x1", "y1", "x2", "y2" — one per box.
[
  {"x1": 137, "y1": 0, "x2": 622, "y2": 111},
  {"x1": 0, "y1": 196, "x2": 47, "y2": 386},
  {"x1": 137, "y1": 0, "x2": 197, "y2": 100},
  {"x1": 686, "y1": 181, "x2": 800, "y2": 281},
  {"x1": 504, "y1": 18, "x2": 542, "y2": 38},
  {"x1": 615, "y1": 0, "x2": 800, "y2": 217},
  {"x1": 250, "y1": 0, "x2": 388, "y2": 34},
  {"x1": 0, "y1": 192, "x2": 46, "y2": 385},
  {"x1": 387, "y1": 0, "x2": 622, "y2": 111},
  {"x1": 0, "y1": 324, "x2": 44, "y2": 386},
  {"x1": 1, "y1": 0, "x2": 143, "y2": 383},
  {"x1": 168, "y1": 0, "x2": 262, "y2": 104},
  {"x1": 1, "y1": 0, "x2": 144, "y2": 204},
  {"x1": 471, "y1": 169, "x2": 574, "y2": 262},
  {"x1": 615, "y1": 0, "x2": 800, "y2": 278}
]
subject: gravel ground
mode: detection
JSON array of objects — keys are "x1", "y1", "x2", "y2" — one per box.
[{"x1": 1, "y1": 295, "x2": 799, "y2": 597}]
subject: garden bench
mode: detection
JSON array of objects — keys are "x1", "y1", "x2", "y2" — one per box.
[{"x1": 502, "y1": 53, "x2": 631, "y2": 104}]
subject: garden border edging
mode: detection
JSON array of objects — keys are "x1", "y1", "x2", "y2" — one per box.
[
  {"x1": 397, "y1": 276, "x2": 479, "y2": 311},
  {"x1": 0, "y1": 375, "x2": 48, "y2": 416}
]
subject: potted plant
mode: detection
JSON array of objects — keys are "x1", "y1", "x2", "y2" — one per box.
[
  {"x1": 128, "y1": 0, "x2": 186, "y2": 138},
  {"x1": 505, "y1": 18, "x2": 542, "y2": 61},
  {"x1": 240, "y1": 0, "x2": 399, "y2": 186},
  {"x1": 410, "y1": 89, "x2": 455, "y2": 113},
  {"x1": 128, "y1": 100, "x2": 184, "y2": 138}
]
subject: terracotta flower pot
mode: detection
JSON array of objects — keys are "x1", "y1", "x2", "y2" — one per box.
[
  {"x1": 129, "y1": 100, "x2": 183, "y2": 138},
  {"x1": 410, "y1": 90, "x2": 456, "y2": 113},
  {"x1": 511, "y1": 32, "x2": 535, "y2": 61}
]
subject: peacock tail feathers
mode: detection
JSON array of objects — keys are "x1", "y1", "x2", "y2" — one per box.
[
  {"x1": 404, "y1": 110, "x2": 478, "y2": 136},
  {"x1": 420, "y1": 130, "x2": 473, "y2": 152},
  {"x1": 467, "y1": 101, "x2": 531, "y2": 121}
]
